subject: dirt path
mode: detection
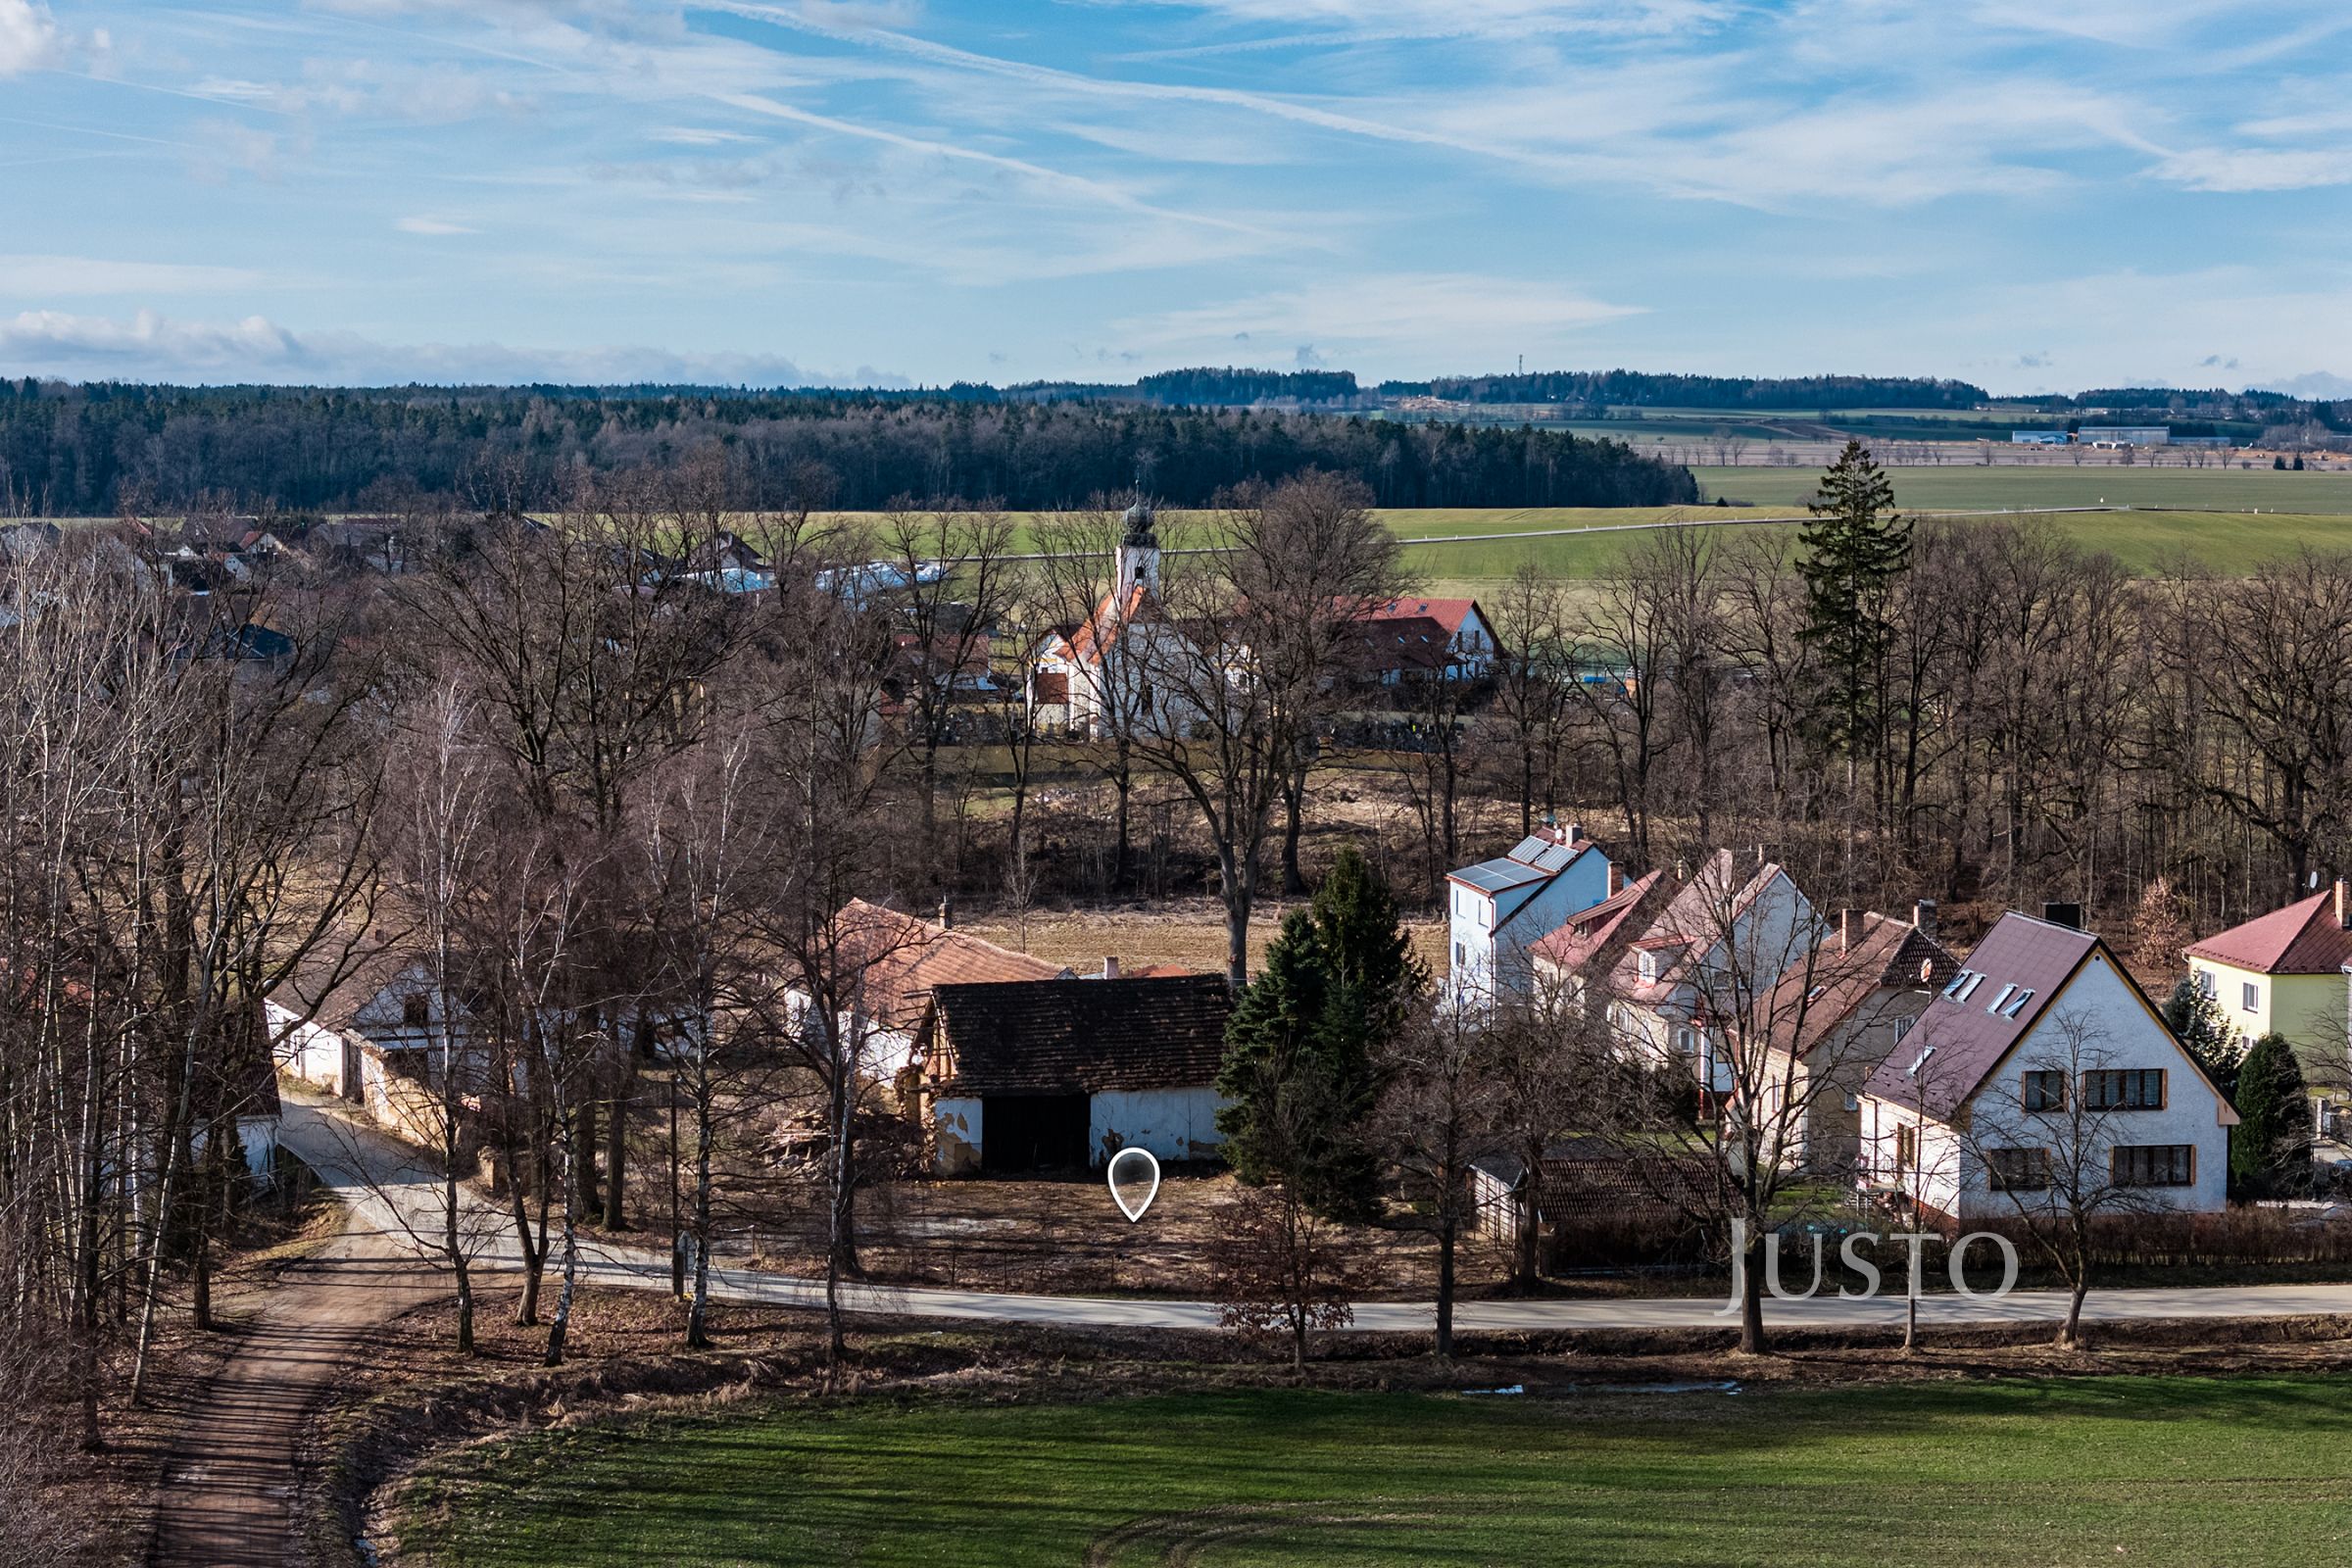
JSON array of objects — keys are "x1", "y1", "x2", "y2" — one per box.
[{"x1": 149, "y1": 1219, "x2": 441, "y2": 1568}]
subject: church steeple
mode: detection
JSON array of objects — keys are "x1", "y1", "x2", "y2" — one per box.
[{"x1": 1115, "y1": 494, "x2": 1159, "y2": 599}]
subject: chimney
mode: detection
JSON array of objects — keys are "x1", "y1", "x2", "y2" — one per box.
[
  {"x1": 937, "y1": 893, "x2": 955, "y2": 931},
  {"x1": 1102, "y1": 956, "x2": 1120, "y2": 980},
  {"x1": 2336, "y1": 878, "x2": 2349, "y2": 932},
  {"x1": 1912, "y1": 899, "x2": 1937, "y2": 938},
  {"x1": 1839, "y1": 907, "x2": 1867, "y2": 952},
  {"x1": 1564, "y1": 820, "x2": 1583, "y2": 847},
  {"x1": 2042, "y1": 901, "x2": 2082, "y2": 931}
]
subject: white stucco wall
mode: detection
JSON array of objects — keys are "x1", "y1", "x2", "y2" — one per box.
[
  {"x1": 269, "y1": 999, "x2": 351, "y2": 1095},
  {"x1": 1448, "y1": 847, "x2": 1613, "y2": 1007},
  {"x1": 1864, "y1": 952, "x2": 2230, "y2": 1219},
  {"x1": 1090, "y1": 1087, "x2": 1226, "y2": 1165}
]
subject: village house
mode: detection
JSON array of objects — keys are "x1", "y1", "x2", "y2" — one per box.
[
  {"x1": 1605, "y1": 848, "x2": 1819, "y2": 1094},
  {"x1": 2183, "y1": 880, "x2": 2352, "y2": 1078},
  {"x1": 1858, "y1": 907, "x2": 2235, "y2": 1222},
  {"x1": 1351, "y1": 597, "x2": 1499, "y2": 680},
  {"x1": 1444, "y1": 822, "x2": 1615, "y2": 1009},
  {"x1": 269, "y1": 948, "x2": 482, "y2": 1143},
  {"x1": 784, "y1": 899, "x2": 1070, "y2": 1083},
  {"x1": 1529, "y1": 867, "x2": 1668, "y2": 1011},
  {"x1": 1744, "y1": 905, "x2": 1957, "y2": 1174},
  {"x1": 916, "y1": 973, "x2": 1234, "y2": 1173}
]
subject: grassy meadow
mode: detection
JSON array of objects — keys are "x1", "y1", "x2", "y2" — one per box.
[
  {"x1": 399, "y1": 1378, "x2": 2352, "y2": 1566},
  {"x1": 1691, "y1": 464, "x2": 2352, "y2": 513}
]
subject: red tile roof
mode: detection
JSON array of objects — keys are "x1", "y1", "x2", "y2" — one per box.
[
  {"x1": 1357, "y1": 597, "x2": 1483, "y2": 638},
  {"x1": 1531, "y1": 870, "x2": 1665, "y2": 973},
  {"x1": 2184, "y1": 890, "x2": 2352, "y2": 975},
  {"x1": 1751, "y1": 913, "x2": 1957, "y2": 1060},
  {"x1": 824, "y1": 900, "x2": 1068, "y2": 1029}
]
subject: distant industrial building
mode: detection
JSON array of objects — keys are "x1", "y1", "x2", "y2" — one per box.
[
  {"x1": 2078, "y1": 425, "x2": 2171, "y2": 446},
  {"x1": 2009, "y1": 430, "x2": 2069, "y2": 444}
]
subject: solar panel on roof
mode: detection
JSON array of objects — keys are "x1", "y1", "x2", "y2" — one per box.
[{"x1": 1507, "y1": 835, "x2": 1550, "y2": 863}]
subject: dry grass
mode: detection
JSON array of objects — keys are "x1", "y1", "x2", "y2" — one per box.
[{"x1": 957, "y1": 897, "x2": 1450, "y2": 980}]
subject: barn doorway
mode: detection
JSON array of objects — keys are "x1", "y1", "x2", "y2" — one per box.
[{"x1": 981, "y1": 1094, "x2": 1090, "y2": 1172}]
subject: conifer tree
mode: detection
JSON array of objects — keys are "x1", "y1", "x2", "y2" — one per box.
[
  {"x1": 1215, "y1": 910, "x2": 1337, "y2": 1191},
  {"x1": 2230, "y1": 1031, "x2": 2314, "y2": 1197},
  {"x1": 1797, "y1": 439, "x2": 1910, "y2": 760},
  {"x1": 2162, "y1": 976, "x2": 2244, "y2": 1101}
]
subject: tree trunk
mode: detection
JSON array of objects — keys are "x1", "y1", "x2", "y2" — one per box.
[
  {"x1": 1434, "y1": 1220, "x2": 1457, "y2": 1359},
  {"x1": 572, "y1": 1097, "x2": 600, "y2": 1218},
  {"x1": 603, "y1": 1065, "x2": 630, "y2": 1231},
  {"x1": 1738, "y1": 1230, "x2": 1768, "y2": 1354},
  {"x1": 1281, "y1": 762, "x2": 1307, "y2": 897},
  {"x1": 1513, "y1": 1180, "x2": 1542, "y2": 1289}
]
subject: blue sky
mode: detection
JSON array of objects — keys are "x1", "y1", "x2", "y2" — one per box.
[{"x1": 1, "y1": 0, "x2": 2348, "y2": 392}]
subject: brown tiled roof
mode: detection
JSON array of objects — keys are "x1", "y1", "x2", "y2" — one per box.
[
  {"x1": 2185, "y1": 890, "x2": 2352, "y2": 975},
  {"x1": 1531, "y1": 869, "x2": 1665, "y2": 974},
  {"x1": 1606, "y1": 850, "x2": 1792, "y2": 1004},
  {"x1": 1860, "y1": 911, "x2": 2098, "y2": 1120},
  {"x1": 829, "y1": 900, "x2": 1067, "y2": 1030},
  {"x1": 1752, "y1": 913, "x2": 1957, "y2": 1058},
  {"x1": 1356, "y1": 597, "x2": 1485, "y2": 639},
  {"x1": 931, "y1": 974, "x2": 1232, "y2": 1096}
]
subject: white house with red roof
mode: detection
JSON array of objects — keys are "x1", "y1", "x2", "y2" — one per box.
[
  {"x1": 1354, "y1": 597, "x2": 1498, "y2": 679},
  {"x1": 1860, "y1": 908, "x2": 2234, "y2": 1222},
  {"x1": 1605, "y1": 849, "x2": 1818, "y2": 1093},
  {"x1": 1446, "y1": 822, "x2": 1614, "y2": 1010},
  {"x1": 2183, "y1": 880, "x2": 2352, "y2": 1073}
]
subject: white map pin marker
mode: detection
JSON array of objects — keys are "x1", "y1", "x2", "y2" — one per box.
[{"x1": 1106, "y1": 1147, "x2": 1160, "y2": 1223}]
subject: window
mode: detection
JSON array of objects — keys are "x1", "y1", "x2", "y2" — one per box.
[
  {"x1": 1941, "y1": 968, "x2": 1975, "y2": 1000},
  {"x1": 2241, "y1": 981, "x2": 2261, "y2": 1012},
  {"x1": 2196, "y1": 969, "x2": 2218, "y2": 1000},
  {"x1": 1997, "y1": 988, "x2": 2034, "y2": 1019},
  {"x1": 1893, "y1": 1124, "x2": 1918, "y2": 1175},
  {"x1": 1987, "y1": 983, "x2": 2016, "y2": 1014},
  {"x1": 401, "y1": 993, "x2": 429, "y2": 1029},
  {"x1": 1453, "y1": 941, "x2": 1465, "y2": 966},
  {"x1": 1953, "y1": 973, "x2": 1984, "y2": 1003},
  {"x1": 1639, "y1": 952, "x2": 1658, "y2": 984},
  {"x1": 2022, "y1": 1070, "x2": 2067, "y2": 1112},
  {"x1": 2082, "y1": 1069, "x2": 2166, "y2": 1110},
  {"x1": 2113, "y1": 1144, "x2": 2195, "y2": 1187},
  {"x1": 1841, "y1": 1091, "x2": 1860, "y2": 1112},
  {"x1": 1987, "y1": 1146, "x2": 2053, "y2": 1191}
]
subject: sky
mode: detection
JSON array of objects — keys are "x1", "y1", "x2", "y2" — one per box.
[{"x1": 1, "y1": 0, "x2": 2349, "y2": 394}]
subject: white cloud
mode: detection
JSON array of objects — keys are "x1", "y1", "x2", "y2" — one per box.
[
  {"x1": 0, "y1": 256, "x2": 261, "y2": 294},
  {"x1": 2149, "y1": 146, "x2": 2352, "y2": 192},
  {"x1": 0, "y1": 0, "x2": 60, "y2": 75},
  {"x1": 0, "y1": 307, "x2": 888, "y2": 387},
  {"x1": 1121, "y1": 273, "x2": 1641, "y2": 369},
  {"x1": 396, "y1": 216, "x2": 477, "y2": 235}
]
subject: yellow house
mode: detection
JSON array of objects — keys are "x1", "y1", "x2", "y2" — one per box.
[{"x1": 2183, "y1": 884, "x2": 2352, "y2": 1078}]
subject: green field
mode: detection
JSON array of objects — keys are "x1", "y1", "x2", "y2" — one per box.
[
  {"x1": 1693, "y1": 465, "x2": 2352, "y2": 513},
  {"x1": 401, "y1": 1378, "x2": 2352, "y2": 1566}
]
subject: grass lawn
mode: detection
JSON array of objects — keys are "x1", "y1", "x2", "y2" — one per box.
[
  {"x1": 1693, "y1": 465, "x2": 2352, "y2": 513},
  {"x1": 399, "y1": 1378, "x2": 2352, "y2": 1566}
]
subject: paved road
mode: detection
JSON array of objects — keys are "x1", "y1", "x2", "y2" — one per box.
[{"x1": 278, "y1": 1093, "x2": 2352, "y2": 1336}]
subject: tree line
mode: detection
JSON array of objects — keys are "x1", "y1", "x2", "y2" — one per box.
[{"x1": 0, "y1": 380, "x2": 1695, "y2": 515}]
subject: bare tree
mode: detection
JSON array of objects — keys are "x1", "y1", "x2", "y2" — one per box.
[
  {"x1": 1375, "y1": 1004, "x2": 1508, "y2": 1356},
  {"x1": 1135, "y1": 473, "x2": 1404, "y2": 985}
]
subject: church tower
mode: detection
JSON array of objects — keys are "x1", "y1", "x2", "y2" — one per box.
[{"x1": 1114, "y1": 495, "x2": 1159, "y2": 599}]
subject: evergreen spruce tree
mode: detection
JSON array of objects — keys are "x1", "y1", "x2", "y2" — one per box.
[
  {"x1": 1304, "y1": 848, "x2": 1427, "y2": 1222},
  {"x1": 1797, "y1": 440, "x2": 1911, "y2": 760},
  {"x1": 1215, "y1": 910, "x2": 1336, "y2": 1191},
  {"x1": 2230, "y1": 1031, "x2": 2314, "y2": 1197},
  {"x1": 2161, "y1": 976, "x2": 2245, "y2": 1101}
]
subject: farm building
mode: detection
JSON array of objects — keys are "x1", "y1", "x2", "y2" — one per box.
[
  {"x1": 269, "y1": 948, "x2": 483, "y2": 1144},
  {"x1": 2009, "y1": 430, "x2": 2070, "y2": 444},
  {"x1": 2078, "y1": 425, "x2": 2170, "y2": 446},
  {"x1": 918, "y1": 974, "x2": 1234, "y2": 1174},
  {"x1": 1858, "y1": 908, "x2": 2234, "y2": 1222}
]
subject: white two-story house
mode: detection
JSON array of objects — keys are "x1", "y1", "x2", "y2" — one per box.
[
  {"x1": 1446, "y1": 823, "x2": 1613, "y2": 1009},
  {"x1": 1859, "y1": 907, "x2": 2235, "y2": 1221}
]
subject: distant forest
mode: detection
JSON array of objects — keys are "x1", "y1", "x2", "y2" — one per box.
[{"x1": 0, "y1": 380, "x2": 1697, "y2": 514}]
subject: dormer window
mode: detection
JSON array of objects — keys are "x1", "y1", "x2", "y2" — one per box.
[{"x1": 1639, "y1": 952, "x2": 1658, "y2": 984}]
